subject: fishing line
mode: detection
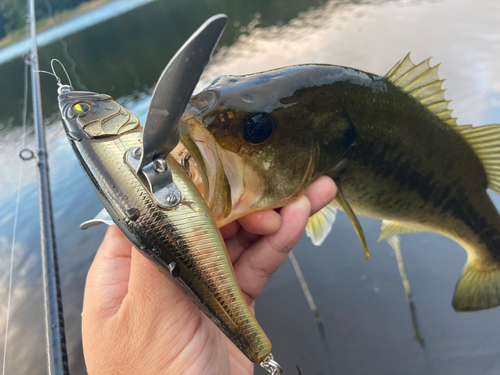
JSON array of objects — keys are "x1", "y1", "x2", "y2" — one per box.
[
  {"x1": 2, "y1": 59, "x2": 30, "y2": 375},
  {"x1": 34, "y1": 59, "x2": 73, "y2": 88}
]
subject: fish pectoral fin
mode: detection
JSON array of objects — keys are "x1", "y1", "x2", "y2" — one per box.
[
  {"x1": 452, "y1": 261, "x2": 500, "y2": 312},
  {"x1": 306, "y1": 202, "x2": 337, "y2": 246},
  {"x1": 378, "y1": 220, "x2": 420, "y2": 242},
  {"x1": 335, "y1": 188, "x2": 370, "y2": 260},
  {"x1": 80, "y1": 208, "x2": 115, "y2": 230}
]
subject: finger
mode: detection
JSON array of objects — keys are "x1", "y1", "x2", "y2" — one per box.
[
  {"x1": 233, "y1": 195, "x2": 311, "y2": 301},
  {"x1": 83, "y1": 225, "x2": 132, "y2": 320},
  {"x1": 238, "y1": 209, "x2": 281, "y2": 235},
  {"x1": 225, "y1": 229, "x2": 260, "y2": 263},
  {"x1": 127, "y1": 246, "x2": 195, "y2": 316},
  {"x1": 305, "y1": 176, "x2": 337, "y2": 215},
  {"x1": 224, "y1": 209, "x2": 282, "y2": 263},
  {"x1": 225, "y1": 180, "x2": 334, "y2": 264},
  {"x1": 219, "y1": 220, "x2": 240, "y2": 239}
]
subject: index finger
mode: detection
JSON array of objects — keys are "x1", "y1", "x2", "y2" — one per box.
[
  {"x1": 232, "y1": 195, "x2": 312, "y2": 302},
  {"x1": 305, "y1": 176, "x2": 337, "y2": 215}
]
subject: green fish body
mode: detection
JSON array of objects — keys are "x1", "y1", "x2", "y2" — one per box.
[{"x1": 177, "y1": 55, "x2": 500, "y2": 312}]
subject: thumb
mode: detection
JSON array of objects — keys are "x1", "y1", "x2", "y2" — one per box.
[{"x1": 83, "y1": 225, "x2": 133, "y2": 320}]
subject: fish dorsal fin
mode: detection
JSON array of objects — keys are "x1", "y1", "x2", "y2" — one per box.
[
  {"x1": 378, "y1": 220, "x2": 420, "y2": 242},
  {"x1": 335, "y1": 188, "x2": 370, "y2": 260},
  {"x1": 454, "y1": 124, "x2": 500, "y2": 195},
  {"x1": 306, "y1": 203, "x2": 337, "y2": 246},
  {"x1": 387, "y1": 54, "x2": 500, "y2": 196},
  {"x1": 385, "y1": 53, "x2": 457, "y2": 125}
]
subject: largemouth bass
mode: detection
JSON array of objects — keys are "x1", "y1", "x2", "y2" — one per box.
[
  {"x1": 57, "y1": 89, "x2": 274, "y2": 364},
  {"x1": 174, "y1": 54, "x2": 500, "y2": 312}
]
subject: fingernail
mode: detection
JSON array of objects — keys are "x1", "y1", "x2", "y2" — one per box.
[
  {"x1": 284, "y1": 195, "x2": 311, "y2": 217},
  {"x1": 295, "y1": 195, "x2": 310, "y2": 210}
]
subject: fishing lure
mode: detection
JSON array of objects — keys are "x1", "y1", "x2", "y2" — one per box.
[{"x1": 57, "y1": 15, "x2": 282, "y2": 374}]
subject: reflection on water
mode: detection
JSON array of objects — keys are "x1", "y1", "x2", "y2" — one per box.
[
  {"x1": 1, "y1": 0, "x2": 500, "y2": 374},
  {"x1": 0, "y1": 0, "x2": 156, "y2": 65}
]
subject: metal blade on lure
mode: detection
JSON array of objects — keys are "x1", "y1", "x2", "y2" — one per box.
[{"x1": 137, "y1": 14, "x2": 228, "y2": 172}]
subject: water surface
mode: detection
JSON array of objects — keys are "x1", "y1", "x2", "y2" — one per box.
[{"x1": 1, "y1": 0, "x2": 499, "y2": 374}]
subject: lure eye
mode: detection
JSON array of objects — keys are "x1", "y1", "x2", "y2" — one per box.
[
  {"x1": 72, "y1": 103, "x2": 91, "y2": 114},
  {"x1": 243, "y1": 113, "x2": 274, "y2": 145}
]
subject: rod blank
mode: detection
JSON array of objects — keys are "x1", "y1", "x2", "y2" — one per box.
[{"x1": 28, "y1": 0, "x2": 70, "y2": 373}]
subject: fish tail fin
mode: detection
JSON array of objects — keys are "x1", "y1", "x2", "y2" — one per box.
[
  {"x1": 451, "y1": 122, "x2": 500, "y2": 311},
  {"x1": 452, "y1": 260, "x2": 500, "y2": 312}
]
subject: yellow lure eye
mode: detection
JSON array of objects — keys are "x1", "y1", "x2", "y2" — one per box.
[{"x1": 72, "y1": 103, "x2": 91, "y2": 114}]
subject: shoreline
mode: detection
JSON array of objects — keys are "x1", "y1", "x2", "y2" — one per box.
[{"x1": 0, "y1": 0, "x2": 115, "y2": 50}]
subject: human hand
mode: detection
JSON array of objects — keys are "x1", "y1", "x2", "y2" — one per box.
[{"x1": 82, "y1": 176, "x2": 336, "y2": 375}]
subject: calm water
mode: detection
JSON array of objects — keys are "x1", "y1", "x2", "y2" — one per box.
[{"x1": 1, "y1": 0, "x2": 500, "y2": 374}]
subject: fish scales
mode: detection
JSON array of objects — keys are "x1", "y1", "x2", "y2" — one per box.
[
  {"x1": 333, "y1": 80, "x2": 500, "y2": 256},
  {"x1": 178, "y1": 56, "x2": 500, "y2": 312}
]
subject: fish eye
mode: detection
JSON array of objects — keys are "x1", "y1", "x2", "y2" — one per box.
[
  {"x1": 72, "y1": 103, "x2": 91, "y2": 114},
  {"x1": 243, "y1": 113, "x2": 275, "y2": 145}
]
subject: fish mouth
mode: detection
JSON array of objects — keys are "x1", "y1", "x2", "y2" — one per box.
[
  {"x1": 174, "y1": 115, "x2": 233, "y2": 223},
  {"x1": 173, "y1": 113, "x2": 265, "y2": 227}
]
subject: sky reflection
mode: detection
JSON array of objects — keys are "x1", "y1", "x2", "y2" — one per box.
[{"x1": 199, "y1": 0, "x2": 500, "y2": 126}]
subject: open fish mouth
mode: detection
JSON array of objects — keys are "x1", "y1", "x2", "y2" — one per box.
[
  {"x1": 172, "y1": 113, "x2": 264, "y2": 227},
  {"x1": 170, "y1": 136, "x2": 206, "y2": 197},
  {"x1": 172, "y1": 114, "x2": 233, "y2": 223}
]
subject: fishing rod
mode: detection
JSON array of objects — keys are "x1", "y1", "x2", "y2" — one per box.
[{"x1": 27, "y1": 0, "x2": 69, "y2": 373}]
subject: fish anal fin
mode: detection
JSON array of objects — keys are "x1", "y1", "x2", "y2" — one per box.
[
  {"x1": 306, "y1": 203, "x2": 337, "y2": 246},
  {"x1": 335, "y1": 188, "x2": 370, "y2": 260},
  {"x1": 378, "y1": 220, "x2": 420, "y2": 242},
  {"x1": 452, "y1": 261, "x2": 500, "y2": 312}
]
